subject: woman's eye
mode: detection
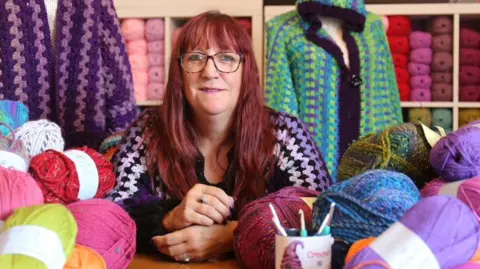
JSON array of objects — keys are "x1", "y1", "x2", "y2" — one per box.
[
  {"x1": 219, "y1": 54, "x2": 234, "y2": 62},
  {"x1": 188, "y1": 54, "x2": 204, "y2": 61}
]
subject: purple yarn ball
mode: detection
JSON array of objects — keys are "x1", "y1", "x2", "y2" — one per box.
[{"x1": 430, "y1": 123, "x2": 480, "y2": 181}]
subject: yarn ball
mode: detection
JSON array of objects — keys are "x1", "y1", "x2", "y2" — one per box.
[
  {"x1": 67, "y1": 199, "x2": 136, "y2": 269},
  {"x1": 99, "y1": 132, "x2": 124, "y2": 162},
  {"x1": 28, "y1": 147, "x2": 116, "y2": 204},
  {"x1": 145, "y1": 19, "x2": 165, "y2": 41},
  {"x1": 392, "y1": 54, "x2": 408, "y2": 69},
  {"x1": 345, "y1": 237, "x2": 375, "y2": 264},
  {"x1": 0, "y1": 203, "x2": 77, "y2": 268},
  {"x1": 430, "y1": 124, "x2": 480, "y2": 181},
  {"x1": 120, "y1": 19, "x2": 145, "y2": 41},
  {"x1": 344, "y1": 196, "x2": 480, "y2": 269},
  {"x1": 432, "y1": 34, "x2": 453, "y2": 52},
  {"x1": 0, "y1": 166, "x2": 43, "y2": 220},
  {"x1": 387, "y1": 36, "x2": 410, "y2": 55},
  {"x1": 431, "y1": 108, "x2": 453, "y2": 131},
  {"x1": 126, "y1": 40, "x2": 147, "y2": 55},
  {"x1": 432, "y1": 83, "x2": 453, "y2": 102},
  {"x1": 410, "y1": 48, "x2": 433, "y2": 65},
  {"x1": 460, "y1": 86, "x2": 480, "y2": 102},
  {"x1": 432, "y1": 72, "x2": 453, "y2": 84},
  {"x1": 64, "y1": 245, "x2": 107, "y2": 269},
  {"x1": 411, "y1": 87, "x2": 432, "y2": 102},
  {"x1": 408, "y1": 63, "x2": 430, "y2": 76},
  {"x1": 411, "y1": 75, "x2": 432, "y2": 89},
  {"x1": 0, "y1": 122, "x2": 29, "y2": 172},
  {"x1": 233, "y1": 186, "x2": 319, "y2": 269},
  {"x1": 421, "y1": 176, "x2": 480, "y2": 220},
  {"x1": 398, "y1": 83, "x2": 411, "y2": 102},
  {"x1": 432, "y1": 52, "x2": 453, "y2": 72},
  {"x1": 460, "y1": 28, "x2": 480, "y2": 49},
  {"x1": 147, "y1": 83, "x2": 166, "y2": 101},
  {"x1": 460, "y1": 66, "x2": 480, "y2": 86},
  {"x1": 338, "y1": 122, "x2": 438, "y2": 188},
  {"x1": 387, "y1": 16, "x2": 411, "y2": 36},
  {"x1": 395, "y1": 68, "x2": 410, "y2": 84},
  {"x1": 14, "y1": 119, "x2": 65, "y2": 158},
  {"x1": 410, "y1": 31, "x2": 432, "y2": 49},
  {"x1": 408, "y1": 108, "x2": 432, "y2": 127},
  {"x1": 459, "y1": 109, "x2": 480, "y2": 127},
  {"x1": 312, "y1": 170, "x2": 420, "y2": 244},
  {"x1": 429, "y1": 16, "x2": 453, "y2": 35}
]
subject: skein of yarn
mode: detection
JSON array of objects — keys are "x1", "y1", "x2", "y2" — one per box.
[
  {"x1": 0, "y1": 122, "x2": 29, "y2": 172},
  {"x1": 0, "y1": 204, "x2": 77, "y2": 269},
  {"x1": 14, "y1": 119, "x2": 65, "y2": 158},
  {"x1": 98, "y1": 132, "x2": 124, "y2": 162},
  {"x1": 0, "y1": 166, "x2": 44, "y2": 221},
  {"x1": 430, "y1": 123, "x2": 480, "y2": 181},
  {"x1": 28, "y1": 147, "x2": 116, "y2": 204},
  {"x1": 338, "y1": 122, "x2": 438, "y2": 188},
  {"x1": 64, "y1": 245, "x2": 107, "y2": 269},
  {"x1": 421, "y1": 176, "x2": 480, "y2": 220},
  {"x1": 233, "y1": 187, "x2": 319, "y2": 269},
  {"x1": 67, "y1": 199, "x2": 136, "y2": 269},
  {"x1": 312, "y1": 170, "x2": 420, "y2": 244},
  {"x1": 344, "y1": 196, "x2": 480, "y2": 269}
]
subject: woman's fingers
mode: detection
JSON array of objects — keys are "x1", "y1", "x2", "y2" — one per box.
[
  {"x1": 194, "y1": 203, "x2": 224, "y2": 224},
  {"x1": 196, "y1": 184, "x2": 234, "y2": 209},
  {"x1": 199, "y1": 194, "x2": 231, "y2": 219}
]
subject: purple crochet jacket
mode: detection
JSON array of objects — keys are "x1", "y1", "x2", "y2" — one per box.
[
  {"x1": 0, "y1": 0, "x2": 137, "y2": 148},
  {"x1": 107, "y1": 108, "x2": 333, "y2": 255}
]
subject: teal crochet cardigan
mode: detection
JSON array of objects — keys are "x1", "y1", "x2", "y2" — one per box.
[{"x1": 265, "y1": 0, "x2": 402, "y2": 179}]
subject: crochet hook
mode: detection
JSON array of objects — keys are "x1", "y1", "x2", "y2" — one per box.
[{"x1": 269, "y1": 203, "x2": 287, "y2": 236}]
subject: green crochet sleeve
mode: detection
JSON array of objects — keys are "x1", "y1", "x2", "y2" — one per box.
[
  {"x1": 265, "y1": 11, "x2": 299, "y2": 117},
  {"x1": 376, "y1": 15, "x2": 403, "y2": 125}
]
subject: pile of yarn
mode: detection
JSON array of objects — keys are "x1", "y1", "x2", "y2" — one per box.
[
  {"x1": 460, "y1": 27, "x2": 480, "y2": 102},
  {"x1": 344, "y1": 196, "x2": 480, "y2": 269},
  {"x1": 233, "y1": 186, "x2": 319, "y2": 269},
  {"x1": 429, "y1": 121, "x2": 480, "y2": 181},
  {"x1": 0, "y1": 100, "x2": 29, "y2": 136},
  {"x1": 0, "y1": 203, "x2": 78, "y2": 268},
  {"x1": 312, "y1": 169, "x2": 420, "y2": 244},
  {"x1": 68, "y1": 199, "x2": 137, "y2": 269},
  {"x1": 28, "y1": 147, "x2": 116, "y2": 204},
  {"x1": 338, "y1": 122, "x2": 437, "y2": 188}
]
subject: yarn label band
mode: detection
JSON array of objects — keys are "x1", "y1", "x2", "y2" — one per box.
[
  {"x1": 64, "y1": 150, "x2": 99, "y2": 200},
  {"x1": 370, "y1": 222, "x2": 440, "y2": 269},
  {"x1": 0, "y1": 225, "x2": 66, "y2": 269},
  {"x1": 438, "y1": 179, "x2": 465, "y2": 197},
  {"x1": 0, "y1": 150, "x2": 27, "y2": 172}
]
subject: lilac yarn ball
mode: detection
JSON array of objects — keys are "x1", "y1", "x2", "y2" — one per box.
[{"x1": 430, "y1": 122, "x2": 480, "y2": 181}]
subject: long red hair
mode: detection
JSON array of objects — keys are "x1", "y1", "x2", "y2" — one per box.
[{"x1": 147, "y1": 11, "x2": 276, "y2": 211}]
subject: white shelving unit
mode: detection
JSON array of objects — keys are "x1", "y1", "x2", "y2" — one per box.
[
  {"x1": 114, "y1": 0, "x2": 264, "y2": 107},
  {"x1": 264, "y1": 3, "x2": 480, "y2": 131}
]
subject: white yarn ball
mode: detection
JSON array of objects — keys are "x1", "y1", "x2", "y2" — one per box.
[{"x1": 15, "y1": 119, "x2": 65, "y2": 158}]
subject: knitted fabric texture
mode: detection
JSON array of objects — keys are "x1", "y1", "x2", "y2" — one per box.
[
  {"x1": 338, "y1": 122, "x2": 437, "y2": 189},
  {"x1": 312, "y1": 169, "x2": 421, "y2": 244},
  {"x1": 0, "y1": 0, "x2": 137, "y2": 149},
  {"x1": 265, "y1": 0, "x2": 402, "y2": 178}
]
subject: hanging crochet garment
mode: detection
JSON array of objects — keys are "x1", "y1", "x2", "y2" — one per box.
[
  {"x1": 265, "y1": 0, "x2": 402, "y2": 179},
  {"x1": 0, "y1": 0, "x2": 137, "y2": 149}
]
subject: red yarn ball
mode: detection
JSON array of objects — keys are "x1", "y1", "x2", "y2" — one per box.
[
  {"x1": 233, "y1": 186, "x2": 319, "y2": 269},
  {"x1": 28, "y1": 146, "x2": 116, "y2": 204}
]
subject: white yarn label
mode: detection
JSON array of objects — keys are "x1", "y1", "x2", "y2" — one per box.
[
  {"x1": 0, "y1": 225, "x2": 66, "y2": 269},
  {"x1": 370, "y1": 222, "x2": 440, "y2": 269},
  {"x1": 0, "y1": 150, "x2": 27, "y2": 172},
  {"x1": 438, "y1": 179, "x2": 466, "y2": 197},
  {"x1": 64, "y1": 150, "x2": 99, "y2": 200}
]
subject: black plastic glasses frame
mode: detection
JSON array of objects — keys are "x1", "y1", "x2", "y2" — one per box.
[{"x1": 178, "y1": 52, "x2": 244, "y2": 73}]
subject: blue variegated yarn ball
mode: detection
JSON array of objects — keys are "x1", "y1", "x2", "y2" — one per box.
[{"x1": 312, "y1": 169, "x2": 420, "y2": 243}]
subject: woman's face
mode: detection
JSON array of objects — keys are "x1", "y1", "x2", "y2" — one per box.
[{"x1": 182, "y1": 47, "x2": 243, "y2": 118}]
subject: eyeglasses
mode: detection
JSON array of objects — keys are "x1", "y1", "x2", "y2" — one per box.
[{"x1": 179, "y1": 52, "x2": 244, "y2": 73}]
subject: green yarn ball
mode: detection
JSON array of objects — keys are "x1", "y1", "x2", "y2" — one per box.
[
  {"x1": 0, "y1": 204, "x2": 78, "y2": 268},
  {"x1": 338, "y1": 122, "x2": 437, "y2": 188}
]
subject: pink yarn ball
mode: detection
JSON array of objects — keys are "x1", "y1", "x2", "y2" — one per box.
[
  {"x1": 67, "y1": 199, "x2": 136, "y2": 269},
  {"x1": 147, "y1": 83, "x2": 165, "y2": 101},
  {"x1": 121, "y1": 19, "x2": 145, "y2": 41},
  {"x1": 421, "y1": 176, "x2": 480, "y2": 221},
  {"x1": 126, "y1": 40, "x2": 147, "y2": 55},
  {"x1": 0, "y1": 166, "x2": 44, "y2": 220}
]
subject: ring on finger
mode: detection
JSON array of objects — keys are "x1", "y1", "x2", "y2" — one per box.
[
  {"x1": 180, "y1": 253, "x2": 191, "y2": 263},
  {"x1": 199, "y1": 194, "x2": 207, "y2": 204}
]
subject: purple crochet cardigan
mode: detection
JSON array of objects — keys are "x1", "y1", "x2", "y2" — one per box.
[{"x1": 0, "y1": 0, "x2": 137, "y2": 148}]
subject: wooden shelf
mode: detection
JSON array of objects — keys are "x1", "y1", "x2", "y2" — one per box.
[
  {"x1": 264, "y1": 3, "x2": 480, "y2": 131},
  {"x1": 136, "y1": 100, "x2": 163, "y2": 106}
]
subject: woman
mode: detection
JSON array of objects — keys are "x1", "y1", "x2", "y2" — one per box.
[{"x1": 107, "y1": 10, "x2": 332, "y2": 263}]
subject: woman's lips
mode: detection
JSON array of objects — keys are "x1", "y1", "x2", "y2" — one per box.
[{"x1": 200, "y1": 88, "x2": 224, "y2": 93}]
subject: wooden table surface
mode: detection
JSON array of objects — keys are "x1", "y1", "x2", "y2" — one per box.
[{"x1": 128, "y1": 255, "x2": 242, "y2": 269}]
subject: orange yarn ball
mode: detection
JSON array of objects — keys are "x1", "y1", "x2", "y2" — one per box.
[
  {"x1": 345, "y1": 237, "x2": 375, "y2": 264},
  {"x1": 64, "y1": 245, "x2": 106, "y2": 269}
]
